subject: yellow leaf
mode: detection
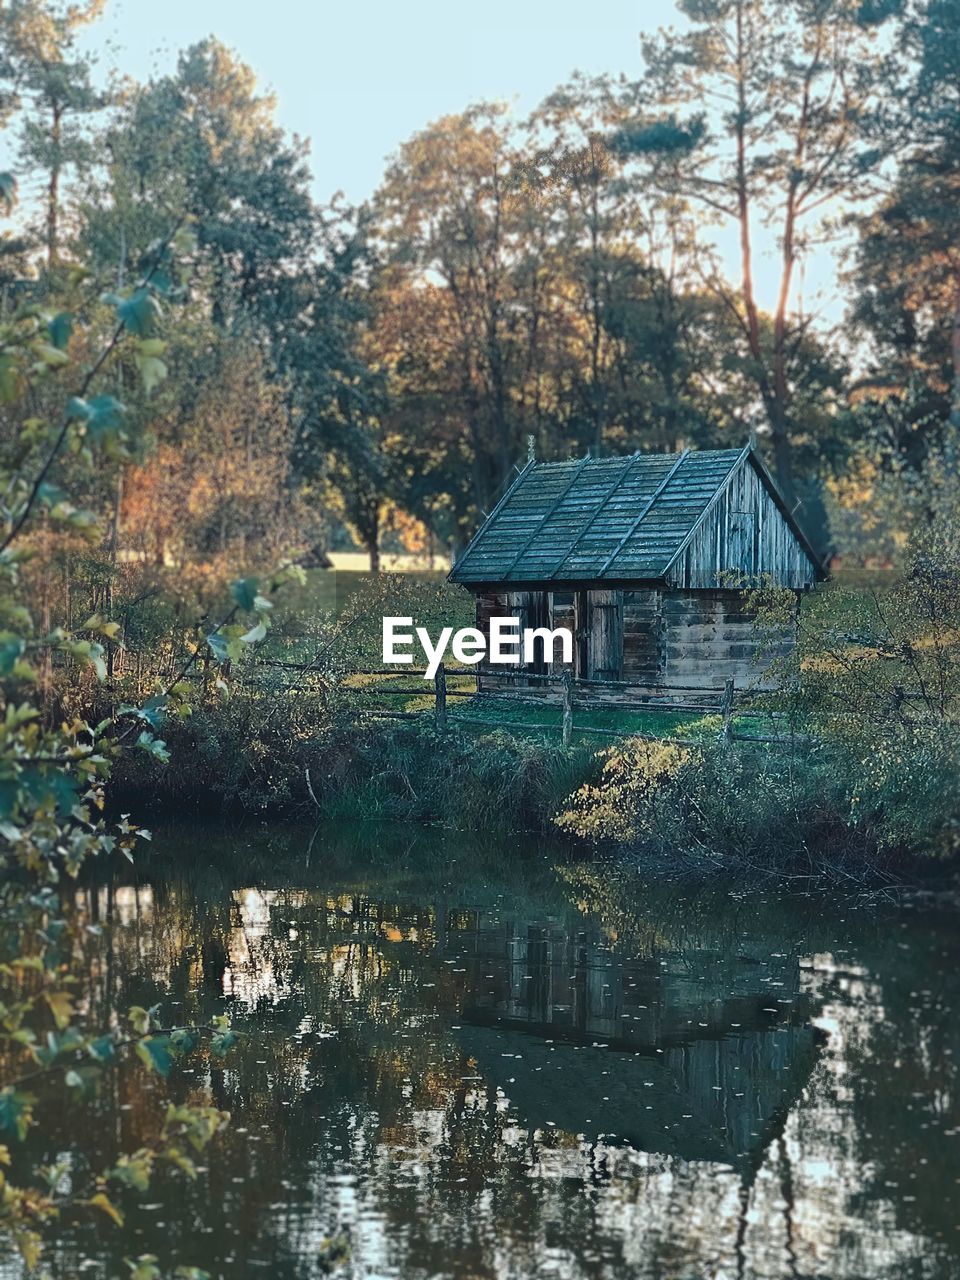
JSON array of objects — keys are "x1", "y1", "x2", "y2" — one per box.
[
  {"x1": 86, "y1": 1191, "x2": 124, "y2": 1227},
  {"x1": 44, "y1": 990, "x2": 74, "y2": 1031}
]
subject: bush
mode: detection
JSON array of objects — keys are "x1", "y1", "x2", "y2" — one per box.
[{"x1": 555, "y1": 737, "x2": 883, "y2": 874}]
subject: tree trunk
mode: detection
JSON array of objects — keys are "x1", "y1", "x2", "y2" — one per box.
[
  {"x1": 46, "y1": 102, "x2": 63, "y2": 268},
  {"x1": 951, "y1": 279, "x2": 960, "y2": 436},
  {"x1": 365, "y1": 507, "x2": 380, "y2": 573}
]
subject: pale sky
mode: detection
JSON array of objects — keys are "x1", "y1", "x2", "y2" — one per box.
[
  {"x1": 63, "y1": 1, "x2": 842, "y2": 322},
  {"x1": 81, "y1": 2, "x2": 659, "y2": 199}
]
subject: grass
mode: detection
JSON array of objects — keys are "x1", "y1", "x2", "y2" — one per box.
[{"x1": 341, "y1": 670, "x2": 783, "y2": 745}]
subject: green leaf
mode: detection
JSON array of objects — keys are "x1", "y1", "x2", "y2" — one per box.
[
  {"x1": 34, "y1": 342, "x2": 69, "y2": 367},
  {"x1": 68, "y1": 395, "x2": 127, "y2": 441},
  {"x1": 136, "y1": 354, "x2": 167, "y2": 396},
  {"x1": 230, "y1": 578, "x2": 259, "y2": 611},
  {"x1": 89, "y1": 1035, "x2": 115, "y2": 1062},
  {"x1": 48, "y1": 311, "x2": 73, "y2": 350},
  {"x1": 65, "y1": 640, "x2": 107, "y2": 680},
  {"x1": 44, "y1": 990, "x2": 75, "y2": 1030},
  {"x1": 85, "y1": 395, "x2": 126, "y2": 441},
  {"x1": 0, "y1": 633, "x2": 25, "y2": 675},
  {"x1": 128, "y1": 1256, "x2": 162, "y2": 1280},
  {"x1": 138, "y1": 695, "x2": 168, "y2": 729},
  {"x1": 0, "y1": 1088, "x2": 34, "y2": 1141},
  {"x1": 127, "y1": 1006, "x2": 151, "y2": 1035},
  {"x1": 206, "y1": 632, "x2": 230, "y2": 663},
  {"x1": 81, "y1": 613, "x2": 121, "y2": 640},
  {"x1": 135, "y1": 732, "x2": 170, "y2": 764},
  {"x1": 136, "y1": 1036, "x2": 173, "y2": 1077},
  {"x1": 115, "y1": 288, "x2": 161, "y2": 337},
  {"x1": 210, "y1": 1030, "x2": 237, "y2": 1057},
  {"x1": 17, "y1": 768, "x2": 79, "y2": 817}
]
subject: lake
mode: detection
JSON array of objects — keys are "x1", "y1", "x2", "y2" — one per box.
[{"x1": 12, "y1": 823, "x2": 959, "y2": 1279}]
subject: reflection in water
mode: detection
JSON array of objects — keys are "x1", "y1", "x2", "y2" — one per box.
[{"x1": 7, "y1": 824, "x2": 958, "y2": 1279}]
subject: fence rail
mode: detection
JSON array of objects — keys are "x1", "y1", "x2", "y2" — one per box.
[{"x1": 343, "y1": 665, "x2": 810, "y2": 750}]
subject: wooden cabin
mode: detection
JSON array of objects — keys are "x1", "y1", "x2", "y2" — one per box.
[{"x1": 448, "y1": 442, "x2": 824, "y2": 692}]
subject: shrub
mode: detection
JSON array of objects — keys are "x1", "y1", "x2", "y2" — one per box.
[{"x1": 555, "y1": 737, "x2": 882, "y2": 874}]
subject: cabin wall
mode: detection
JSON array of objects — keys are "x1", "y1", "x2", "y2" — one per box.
[
  {"x1": 622, "y1": 589, "x2": 664, "y2": 683},
  {"x1": 472, "y1": 585, "x2": 796, "y2": 694},
  {"x1": 662, "y1": 589, "x2": 796, "y2": 689},
  {"x1": 668, "y1": 460, "x2": 816, "y2": 590},
  {"x1": 475, "y1": 588, "x2": 560, "y2": 687}
]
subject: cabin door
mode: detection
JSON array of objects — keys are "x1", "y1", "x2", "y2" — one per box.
[
  {"x1": 729, "y1": 510, "x2": 758, "y2": 575},
  {"x1": 575, "y1": 590, "x2": 624, "y2": 682},
  {"x1": 510, "y1": 590, "x2": 550, "y2": 682}
]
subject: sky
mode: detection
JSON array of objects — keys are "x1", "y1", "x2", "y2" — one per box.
[
  {"x1": 69, "y1": 0, "x2": 842, "y2": 320},
  {"x1": 89, "y1": 0, "x2": 665, "y2": 206}
]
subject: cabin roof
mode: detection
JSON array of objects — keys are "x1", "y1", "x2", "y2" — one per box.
[{"x1": 449, "y1": 443, "x2": 822, "y2": 586}]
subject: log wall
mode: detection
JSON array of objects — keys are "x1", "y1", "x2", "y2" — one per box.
[
  {"x1": 473, "y1": 586, "x2": 796, "y2": 696},
  {"x1": 662, "y1": 589, "x2": 796, "y2": 689}
]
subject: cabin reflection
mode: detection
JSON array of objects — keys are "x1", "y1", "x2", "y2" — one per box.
[{"x1": 451, "y1": 916, "x2": 823, "y2": 1172}]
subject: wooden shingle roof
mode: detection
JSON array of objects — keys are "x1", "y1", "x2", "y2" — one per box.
[{"x1": 450, "y1": 446, "x2": 760, "y2": 585}]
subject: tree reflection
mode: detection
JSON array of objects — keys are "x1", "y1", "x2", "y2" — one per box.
[{"x1": 17, "y1": 825, "x2": 956, "y2": 1280}]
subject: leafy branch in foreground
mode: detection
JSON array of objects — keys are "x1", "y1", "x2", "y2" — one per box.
[{"x1": 0, "y1": 181, "x2": 288, "y2": 1274}]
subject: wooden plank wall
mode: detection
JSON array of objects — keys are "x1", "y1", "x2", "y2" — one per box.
[
  {"x1": 622, "y1": 589, "x2": 663, "y2": 683},
  {"x1": 662, "y1": 589, "x2": 796, "y2": 689},
  {"x1": 668, "y1": 459, "x2": 817, "y2": 590},
  {"x1": 473, "y1": 584, "x2": 797, "y2": 694}
]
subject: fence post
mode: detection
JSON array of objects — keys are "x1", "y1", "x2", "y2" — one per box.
[
  {"x1": 562, "y1": 671, "x2": 573, "y2": 749},
  {"x1": 721, "y1": 677, "x2": 734, "y2": 746},
  {"x1": 435, "y1": 662, "x2": 447, "y2": 735}
]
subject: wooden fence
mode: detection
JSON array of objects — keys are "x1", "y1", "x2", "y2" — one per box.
[{"x1": 349, "y1": 665, "x2": 808, "y2": 750}]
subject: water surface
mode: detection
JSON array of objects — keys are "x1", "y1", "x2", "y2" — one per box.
[{"x1": 14, "y1": 824, "x2": 960, "y2": 1279}]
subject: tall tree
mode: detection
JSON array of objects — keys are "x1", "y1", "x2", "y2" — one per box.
[
  {"x1": 1, "y1": 0, "x2": 106, "y2": 266},
  {"x1": 373, "y1": 106, "x2": 533, "y2": 515},
  {"x1": 618, "y1": 0, "x2": 898, "y2": 504},
  {"x1": 851, "y1": 0, "x2": 960, "y2": 429}
]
